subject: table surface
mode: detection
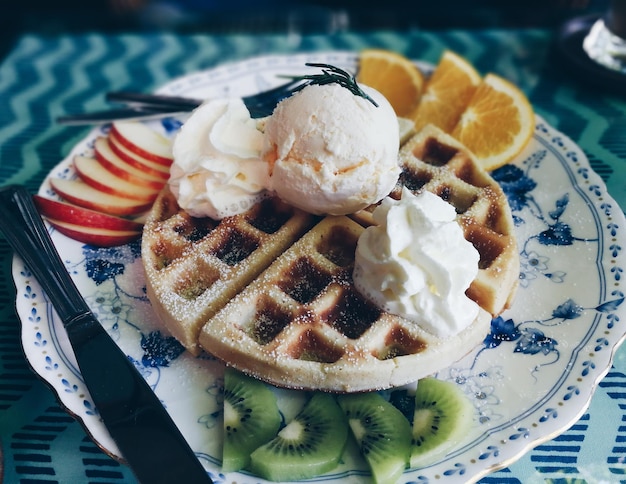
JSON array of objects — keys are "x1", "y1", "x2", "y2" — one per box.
[{"x1": 0, "y1": 28, "x2": 625, "y2": 483}]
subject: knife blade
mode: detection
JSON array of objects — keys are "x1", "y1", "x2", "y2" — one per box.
[{"x1": 0, "y1": 185, "x2": 212, "y2": 484}]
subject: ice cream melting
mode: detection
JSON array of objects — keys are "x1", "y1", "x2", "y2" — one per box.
[
  {"x1": 262, "y1": 83, "x2": 401, "y2": 215},
  {"x1": 353, "y1": 188, "x2": 480, "y2": 337}
]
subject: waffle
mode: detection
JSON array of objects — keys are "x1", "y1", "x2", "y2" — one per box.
[
  {"x1": 352, "y1": 124, "x2": 519, "y2": 316},
  {"x1": 142, "y1": 123, "x2": 517, "y2": 391},
  {"x1": 141, "y1": 187, "x2": 318, "y2": 355},
  {"x1": 198, "y1": 215, "x2": 492, "y2": 392}
]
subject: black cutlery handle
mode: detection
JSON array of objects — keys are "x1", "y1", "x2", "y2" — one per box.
[
  {"x1": 0, "y1": 184, "x2": 213, "y2": 483},
  {"x1": 106, "y1": 91, "x2": 202, "y2": 110},
  {"x1": 0, "y1": 185, "x2": 91, "y2": 323},
  {"x1": 57, "y1": 107, "x2": 186, "y2": 125}
]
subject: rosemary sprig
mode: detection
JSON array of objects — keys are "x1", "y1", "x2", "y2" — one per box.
[{"x1": 282, "y1": 63, "x2": 379, "y2": 107}]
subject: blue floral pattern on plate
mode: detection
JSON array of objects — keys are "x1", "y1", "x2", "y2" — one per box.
[{"x1": 12, "y1": 53, "x2": 626, "y2": 483}]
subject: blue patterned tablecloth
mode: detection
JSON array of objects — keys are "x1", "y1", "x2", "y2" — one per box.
[{"x1": 0, "y1": 29, "x2": 625, "y2": 483}]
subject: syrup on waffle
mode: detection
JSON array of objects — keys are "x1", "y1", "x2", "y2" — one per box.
[
  {"x1": 352, "y1": 124, "x2": 519, "y2": 316},
  {"x1": 198, "y1": 215, "x2": 492, "y2": 392},
  {"x1": 141, "y1": 188, "x2": 318, "y2": 355}
]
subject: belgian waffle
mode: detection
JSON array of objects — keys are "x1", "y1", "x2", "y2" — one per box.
[
  {"x1": 141, "y1": 187, "x2": 317, "y2": 355},
  {"x1": 352, "y1": 124, "x2": 519, "y2": 316},
  {"x1": 142, "y1": 123, "x2": 517, "y2": 391},
  {"x1": 198, "y1": 215, "x2": 492, "y2": 392}
]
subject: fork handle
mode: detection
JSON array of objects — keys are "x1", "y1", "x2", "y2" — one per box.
[
  {"x1": 57, "y1": 107, "x2": 184, "y2": 125},
  {"x1": 106, "y1": 91, "x2": 202, "y2": 111},
  {"x1": 0, "y1": 185, "x2": 90, "y2": 323}
]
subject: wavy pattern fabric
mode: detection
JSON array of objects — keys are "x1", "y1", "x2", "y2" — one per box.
[{"x1": 0, "y1": 30, "x2": 625, "y2": 483}]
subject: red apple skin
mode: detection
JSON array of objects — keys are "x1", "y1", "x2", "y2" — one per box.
[
  {"x1": 108, "y1": 132, "x2": 171, "y2": 180},
  {"x1": 46, "y1": 218, "x2": 141, "y2": 247},
  {"x1": 93, "y1": 137, "x2": 167, "y2": 190},
  {"x1": 110, "y1": 121, "x2": 173, "y2": 166},
  {"x1": 34, "y1": 195, "x2": 144, "y2": 232},
  {"x1": 50, "y1": 178, "x2": 153, "y2": 216},
  {"x1": 73, "y1": 156, "x2": 160, "y2": 202}
]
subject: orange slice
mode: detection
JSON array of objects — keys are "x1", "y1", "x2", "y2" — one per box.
[
  {"x1": 357, "y1": 49, "x2": 425, "y2": 117},
  {"x1": 411, "y1": 50, "x2": 481, "y2": 133},
  {"x1": 451, "y1": 73, "x2": 535, "y2": 171}
]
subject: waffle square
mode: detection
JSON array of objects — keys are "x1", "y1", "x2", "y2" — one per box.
[
  {"x1": 352, "y1": 124, "x2": 519, "y2": 316},
  {"x1": 143, "y1": 124, "x2": 517, "y2": 391},
  {"x1": 199, "y1": 215, "x2": 491, "y2": 392},
  {"x1": 141, "y1": 188, "x2": 318, "y2": 355}
]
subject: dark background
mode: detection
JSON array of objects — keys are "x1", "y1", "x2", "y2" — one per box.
[{"x1": 0, "y1": 0, "x2": 610, "y2": 62}]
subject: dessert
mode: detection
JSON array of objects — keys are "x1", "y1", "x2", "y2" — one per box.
[
  {"x1": 36, "y1": 49, "x2": 533, "y2": 482},
  {"x1": 385, "y1": 124, "x2": 519, "y2": 315},
  {"x1": 142, "y1": 189, "x2": 316, "y2": 354},
  {"x1": 198, "y1": 214, "x2": 491, "y2": 392},
  {"x1": 141, "y1": 59, "x2": 519, "y2": 392},
  {"x1": 353, "y1": 188, "x2": 480, "y2": 338},
  {"x1": 263, "y1": 83, "x2": 400, "y2": 215},
  {"x1": 169, "y1": 97, "x2": 269, "y2": 220}
]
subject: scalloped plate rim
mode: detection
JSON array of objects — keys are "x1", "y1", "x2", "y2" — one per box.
[{"x1": 12, "y1": 52, "x2": 626, "y2": 483}]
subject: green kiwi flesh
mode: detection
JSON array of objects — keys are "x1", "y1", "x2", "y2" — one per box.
[
  {"x1": 248, "y1": 392, "x2": 348, "y2": 481},
  {"x1": 410, "y1": 377, "x2": 474, "y2": 468},
  {"x1": 222, "y1": 368, "x2": 282, "y2": 472},
  {"x1": 338, "y1": 392, "x2": 411, "y2": 484}
]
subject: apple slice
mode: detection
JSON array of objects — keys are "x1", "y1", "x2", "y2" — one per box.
[
  {"x1": 34, "y1": 195, "x2": 143, "y2": 232},
  {"x1": 73, "y1": 156, "x2": 161, "y2": 202},
  {"x1": 110, "y1": 121, "x2": 173, "y2": 166},
  {"x1": 50, "y1": 178, "x2": 153, "y2": 216},
  {"x1": 108, "y1": 132, "x2": 171, "y2": 180},
  {"x1": 94, "y1": 137, "x2": 167, "y2": 190},
  {"x1": 46, "y1": 217, "x2": 141, "y2": 247}
]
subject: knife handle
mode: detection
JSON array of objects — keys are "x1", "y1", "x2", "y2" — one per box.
[
  {"x1": 0, "y1": 185, "x2": 91, "y2": 323},
  {"x1": 0, "y1": 185, "x2": 213, "y2": 483}
]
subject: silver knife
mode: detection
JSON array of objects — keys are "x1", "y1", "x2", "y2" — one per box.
[{"x1": 0, "y1": 185, "x2": 212, "y2": 484}]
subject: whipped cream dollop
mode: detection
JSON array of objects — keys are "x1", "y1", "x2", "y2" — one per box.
[
  {"x1": 168, "y1": 97, "x2": 269, "y2": 219},
  {"x1": 353, "y1": 188, "x2": 480, "y2": 337},
  {"x1": 262, "y1": 83, "x2": 401, "y2": 216}
]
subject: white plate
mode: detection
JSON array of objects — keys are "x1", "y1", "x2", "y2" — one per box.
[{"x1": 13, "y1": 52, "x2": 626, "y2": 483}]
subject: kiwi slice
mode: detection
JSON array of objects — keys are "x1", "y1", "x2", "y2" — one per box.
[
  {"x1": 410, "y1": 377, "x2": 474, "y2": 468},
  {"x1": 222, "y1": 368, "x2": 282, "y2": 472},
  {"x1": 338, "y1": 392, "x2": 411, "y2": 484},
  {"x1": 248, "y1": 392, "x2": 348, "y2": 481}
]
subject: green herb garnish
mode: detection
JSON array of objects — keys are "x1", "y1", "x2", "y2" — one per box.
[{"x1": 283, "y1": 63, "x2": 379, "y2": 107}]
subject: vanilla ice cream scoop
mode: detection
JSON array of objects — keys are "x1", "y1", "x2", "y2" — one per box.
[{"x1": 262, "y1": 83, "x2": 400, "y2": 216}]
